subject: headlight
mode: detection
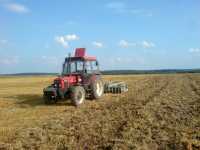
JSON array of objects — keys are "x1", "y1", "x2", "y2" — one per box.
[{"x1": 78, "y1": 78, "x2": 82, "y2": 82}]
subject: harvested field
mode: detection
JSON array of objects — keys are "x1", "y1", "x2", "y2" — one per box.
[{"x1": 0, "y1": 74, "x2": 200, "y2": 150}]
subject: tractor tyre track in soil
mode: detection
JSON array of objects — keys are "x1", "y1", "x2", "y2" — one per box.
[
  {"x1": 109, "y1": 78, "x2": 171, "y2": 149},
  {"x1": 187, "y1": 75, "x2": 200, "y2": 97},
  {"x1": 149, "y1": 75, "x2": 200, "y2": 150},
  {"x1": 0, "y1": 74, "x2": 200, "y2": 150}
]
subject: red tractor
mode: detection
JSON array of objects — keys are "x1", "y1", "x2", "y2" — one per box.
[{"x1": 43, "y1": 48, "x2": 104, "y2": 106}]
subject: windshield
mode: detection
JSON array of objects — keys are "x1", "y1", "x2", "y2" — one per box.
[{"x1": 62, "y1": 61, "x2": 84, "y2": 74}]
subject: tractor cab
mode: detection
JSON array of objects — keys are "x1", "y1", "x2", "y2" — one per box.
[{"x1": 62, "y1": 48, "x2": 100, "y2": 75}]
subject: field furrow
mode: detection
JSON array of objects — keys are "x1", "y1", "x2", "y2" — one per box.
[{"x1": 0, "y1": 74, "x2": 200, "y2": 150}]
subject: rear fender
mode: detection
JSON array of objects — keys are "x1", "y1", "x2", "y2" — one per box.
[
  {"x1": 90, "y1": 74, "x2": 102, "y2": 84},
  {"x1": 83, "y1": 74, "x2": 101, "y2": 85}
]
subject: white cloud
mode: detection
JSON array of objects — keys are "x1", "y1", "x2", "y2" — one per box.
[
  {"x1": 141, "y1": 41, "x2": 155, "y2": 48},
  {"x1": 0, "y1": 40, "x2": 7, "y2": 44},
  {"x1": 189, "y1": 48, "x2": 200, "y2": 53},
  {"x1": 5, "y1": 3, "x2": 29, "y2": 13},
  {"x1": 106, "y1": 2, "x2": 125, "y2": 9},
  {"x1": 55, "y1": 36, "x2": 69, "y2": 48},
  {"x1": 119, "y1": 40, "x2": 129, "y2": 48},
  {"x1": 109, "y1": 56, "x2": 145, "y2": 66},
  {"x1": 0, "y1": 40, "x2": 8, "y2": 48},
  {"x1": 0, "y1": 56, "x2": 19, "y2": 65},
  {"x1": 65, "y1": 34, "x2": 79, "y2": 41},
  {"x1": 119, "y1": 40, "x2": 136, "y2": 48},
  {"x1": 106, "y1": 2, "x2": 152, "y2": 17},
  {"x1": 55, "y1": 34, "x2": 79, "y2": 48},
  {"x1": 92, "y1": 41, "x2": 103, "y2": 48},
  {"x1": 119, "y1": 40, "x2": 155, "y2": 49},
  {"x1": 66, "y1": 21, "x2": 77, "y2": 25},
  {"x1": 130, "y1": 9, "x2": 152, "y2": 17}
]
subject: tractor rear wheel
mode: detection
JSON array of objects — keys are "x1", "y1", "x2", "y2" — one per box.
[
  {"x1": 91, "y1": 79, "x2": 104, "y2": 99},
  {"x1": 71, "y1": 86, "x2": 85, "y2": 106}
]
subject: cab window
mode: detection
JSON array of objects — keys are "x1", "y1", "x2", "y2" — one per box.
[
  {"x1": 85, "y1": 61, "x2": 92, "y2": 73},
  {"x1": 85, "y1": 61, "x2": 99, "y2": 73},
  {"x1": 77, "y1": 61, "x2": 84, "y2": 72},
  {"x1": 91, "y1": 61, "x2": 98, "y2": 71}
]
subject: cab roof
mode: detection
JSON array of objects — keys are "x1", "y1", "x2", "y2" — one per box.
[
  {"x1": 65, "y1": 48, "x2": 97, "y2": 62},
  {"x1": 66, "y1": 57, "x2": 96, "y2": 61}
]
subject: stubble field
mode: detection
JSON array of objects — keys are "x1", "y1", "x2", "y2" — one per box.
[{"x1": 0, "y1": 74, "x2": 200, "y2": 150}]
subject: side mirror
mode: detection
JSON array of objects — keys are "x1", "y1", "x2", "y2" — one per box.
[{"x1": 96, "y1": 61, "x2": 99, "y2": 66}]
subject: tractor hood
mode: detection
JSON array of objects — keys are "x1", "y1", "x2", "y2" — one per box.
[
  {"x1": 54, "y1": 74, "x2": 82, "y2": 89},
  {"x1": 54, "y1": 75, "x2": 76, "y2": 83}
]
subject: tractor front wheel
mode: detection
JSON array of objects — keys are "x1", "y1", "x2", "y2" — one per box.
[
  {"x1": 71, "y1": 86, "x2": 85, "y2": 106},
  {"x1": 43, "y1": 95, "x2": 57, "y2": 104}
]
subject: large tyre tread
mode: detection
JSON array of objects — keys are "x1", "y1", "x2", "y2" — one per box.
[
  {"x1": 71, "y1": 86, "x2": 86, "y2": 106},
  {"x1": 91, "y1": 79, "x2": 104, "y2": 99}
]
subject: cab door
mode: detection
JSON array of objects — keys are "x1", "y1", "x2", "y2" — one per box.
[
  {"x1": 82, "y1": 61, "x2": 94, "y2": 86},
  {"x1": 83, "y1": 60, "x2": 101, "y2": 83}
]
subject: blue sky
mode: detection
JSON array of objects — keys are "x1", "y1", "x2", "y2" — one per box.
[{"x1": 0, "y1": 0, "x2": 200, "y2": 73}]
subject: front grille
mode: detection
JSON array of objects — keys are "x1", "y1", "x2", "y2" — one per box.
[
  {"x1": 44, "y1": 91, "x2": 55, "y2": 96},
  {"x1": 54, "y1": 80, "x2": 60, "y2": 88}
]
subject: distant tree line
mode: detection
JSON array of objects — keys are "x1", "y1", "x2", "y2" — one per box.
[
  {"x1": 0, "y1": 69, "x2": 200, "y2": 76},
  {"x1": 101, "y1": 69, "x2": 200, "y2": 75}
]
